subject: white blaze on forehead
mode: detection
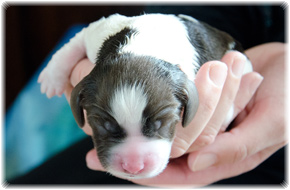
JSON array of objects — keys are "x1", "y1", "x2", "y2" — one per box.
[{"x1": 110, "y1": 83, "x2": 147, "y2": 135}]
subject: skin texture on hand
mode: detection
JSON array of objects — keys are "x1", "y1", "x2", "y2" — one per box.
[
  {"x1": 170, "y1": 52, "x2": 256, "y2": 157},
  {"x1": 65, "y1": 42, "x2": 286, "y2": 187},
  {"x1": 65, "y1": 60, "x2": 94, "y2": 135}
]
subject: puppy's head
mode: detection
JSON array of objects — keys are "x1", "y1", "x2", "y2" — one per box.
[{"x1": 70, "y1": 54, "x2": 198, "y2": 179}]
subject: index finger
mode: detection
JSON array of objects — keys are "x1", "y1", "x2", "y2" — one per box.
[
  {"x1": 70, "y1": 58, "x2": 95, "y2": 87},
  {"x1": 64, "y1": 58, "x2": 95, "y2": 136},
  {"x1": 171, "y1": 61, "x2": 228, "y2": 158},
  {"x1": 64, "y1": 58, "x2": 94, "y2": 100}
]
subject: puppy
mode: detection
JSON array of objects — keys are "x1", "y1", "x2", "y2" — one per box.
[{"x1": 38, "y1": 13, "x2": 252, "y2": 179}]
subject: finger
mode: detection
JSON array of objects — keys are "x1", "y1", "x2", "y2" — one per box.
[
  {"x1": 86, "y1": 149, "x2": 105, "y2": 171},
  {"x1": 64, "y1": 58, "x2": 93, "y2": 100},
  {"x1": 220, "y1": 72, "x2": 263, "y2": 131},
  {"x1": 64, "y1": 58, "x2": 94, "y2": 136},
  {"x1": 219, "y1": 142, "x2": 286, "y2": 180},
  {"x1": 70, "y1": 58, "x2": 95, "y2": 87},
  {"x1": 187, "y1": 100, "x2": 285, "y2": 172},
  {"x1": 189, "y1": 52, "x2": 247, "y2": 150},
  {"x1": 171, "y1": 61, "x2": 228, "y2": 158}
]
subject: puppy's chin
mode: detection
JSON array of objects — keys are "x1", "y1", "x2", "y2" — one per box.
[{"x1": 105, "y1": 136, "x2": 172, "y2": 179}]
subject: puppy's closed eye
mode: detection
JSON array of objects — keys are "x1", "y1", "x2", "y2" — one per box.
[
  {"x1": 91, "y1": 119, "x2": 125, "y2": 138},
  {"x1": 142, "y1": 120, "x2": 162, "y2": 137},
  {"x1": 103, "y1": 121, "x2": 120, "y2": 134}
]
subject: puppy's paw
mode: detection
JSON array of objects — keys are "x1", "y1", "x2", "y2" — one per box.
[{"x1": 38, "y1": 65, "x2": 69, "y2": 98}]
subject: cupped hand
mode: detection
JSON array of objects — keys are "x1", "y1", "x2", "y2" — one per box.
[
  {"x1": 170, "y1": 51, "x2": 262, "y2": 157},
  {"x1": 135, "y1": 42, "x2": 286, "y2": 187}
]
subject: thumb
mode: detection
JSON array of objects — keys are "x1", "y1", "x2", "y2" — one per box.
[{"x1": 187, "y1": 100, "x2": 278, "y2": 172}]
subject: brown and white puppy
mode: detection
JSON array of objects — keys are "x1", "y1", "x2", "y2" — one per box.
[{"x1": 38, "y1": 14, "x2": 252, "y2": 179}]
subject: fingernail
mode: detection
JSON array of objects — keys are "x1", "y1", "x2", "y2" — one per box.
[
  {"x1": 209, "y1": 62, "x2": 228, "y2": 87},
  {"x1": 231, "y1": 55, "x2": 246, "y2": 78},
  {"x1": 250, "y1": 74, "x2": 264, "y2": 95},
  {"x1": 191, "y1": 153, "x2": 217, "y2": 171}
]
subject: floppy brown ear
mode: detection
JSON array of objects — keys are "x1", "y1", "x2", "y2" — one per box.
[
  {"x1": 70, "y1": 82, "x2": 85, "y2": 128},
  {"x1": 182, "y1": 80, "x2": 199, "y2": 127}
]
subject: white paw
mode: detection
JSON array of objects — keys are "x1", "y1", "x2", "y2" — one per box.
[{"x1": 38, "y1": 64, "x2": 69, "y2": 98}]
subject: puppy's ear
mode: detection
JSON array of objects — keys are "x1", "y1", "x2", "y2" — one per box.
[
  {"x1": 70, "y1": 81, "x2": 85, "y2": 128},
  {"x1": 182, "y1": 80, "x2": 199, "y2": 127}
]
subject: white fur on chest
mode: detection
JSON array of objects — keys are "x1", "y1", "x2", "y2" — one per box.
[{"x1": 84, "y1": 14, "x2": 199, "y2": 81}]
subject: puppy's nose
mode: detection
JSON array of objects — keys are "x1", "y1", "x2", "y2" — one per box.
[{"x1": 122, "y1": 161, "x2": 144, "y2": 174}]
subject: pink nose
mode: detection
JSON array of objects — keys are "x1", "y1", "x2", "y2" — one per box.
[{"x1": 122, "y1": 162, "x2": 144, "y2": 174}]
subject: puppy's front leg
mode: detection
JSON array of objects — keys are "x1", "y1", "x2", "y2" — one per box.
[{"x1": 38, "y1": 28, "x2": 86, "y2": 98}]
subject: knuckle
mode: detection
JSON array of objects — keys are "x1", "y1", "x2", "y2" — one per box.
[
  {"x1": 189, "y1": 123, "x2": 220, "y2": 150},
  {"x1": 196, "y1": 134, "x2": 215, "y2": 147},
  {"x1": 203, "y1": 98, "x2": 217, "y2": 113},
  {"x1": 198, "y1": 123, "x2": 219, "y2": 145},
  {"x1": 172, "y1": 136, "x2": 192, "y2": 157}
]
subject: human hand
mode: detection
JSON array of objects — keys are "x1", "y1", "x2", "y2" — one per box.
[
  {"x1": 181, "y1": 42, "x2": 287, "y2": 185},
  {"x1": 132, "y1": 42, "x2": 286, "y2": 187}
]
